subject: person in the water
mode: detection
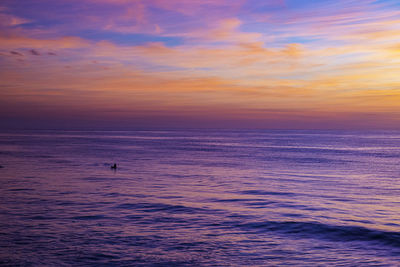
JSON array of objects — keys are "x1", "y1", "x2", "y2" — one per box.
[{"x1": 111, "y1": 163, "x2": 117, "y2": 169}]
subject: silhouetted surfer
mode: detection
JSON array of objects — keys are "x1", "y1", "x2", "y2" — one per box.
[{"x1": 111, "y1": 163, "x2": 117, "y2": 169}]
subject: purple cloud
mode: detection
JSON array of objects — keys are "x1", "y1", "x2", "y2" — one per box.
[
  {"x1": 30, "y1": 49, "x2": 40, "y2": 55},
  {"x1": 10, "y1": 50, "x2": 23, "y2": 56}
]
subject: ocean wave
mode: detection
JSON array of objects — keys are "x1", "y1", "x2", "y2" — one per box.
[
  {"x1": 114, "y1": 202, "x2": 211, "y2": 214},
  {"x1": 241, "y1": 190, "x2": 296, "y2": 196},
  {"x1": 236, "y1": 220, "x2": 400, "y2": 248}
]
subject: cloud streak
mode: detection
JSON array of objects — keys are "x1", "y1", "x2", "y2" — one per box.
[{"x1": 1, "y1": 0, "x2": 400, "y2": 129}]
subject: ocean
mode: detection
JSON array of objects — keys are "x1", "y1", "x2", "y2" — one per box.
[{"x1": 1, "y1": 130, "x2": 400, "y2": 266}]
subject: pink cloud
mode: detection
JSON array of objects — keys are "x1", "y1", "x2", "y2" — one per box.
[{"x1": 0, "y1": 13, "x2": 30, "y2": 26}]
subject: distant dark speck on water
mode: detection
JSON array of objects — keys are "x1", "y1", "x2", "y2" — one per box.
[
  {"x1": 0, "y1": 165, "x2": 4, "y2": 168},
  {"x1": 111, "y1": 163, "x2": 117, "y2": 169}
]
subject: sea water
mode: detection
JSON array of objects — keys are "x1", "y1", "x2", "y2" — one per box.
[{"x1": 1, "y1": 130, "x2": 400, "y2": 266}]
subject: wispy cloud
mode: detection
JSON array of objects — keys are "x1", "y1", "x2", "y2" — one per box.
[{"x1": 1, "y1": 0, "x2": 400, "y2": 129}]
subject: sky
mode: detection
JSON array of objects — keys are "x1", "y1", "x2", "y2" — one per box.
[{"x1": 1, "y1": 0, "x2": 400, "y2": 130}]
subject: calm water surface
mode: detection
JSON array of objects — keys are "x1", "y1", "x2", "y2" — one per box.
[{"x1": 1, "y1": 130, "x2": 400, "y2": 266}]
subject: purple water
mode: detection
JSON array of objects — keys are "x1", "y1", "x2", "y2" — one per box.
[{"x1": 1, "y1": 130, "x2": 400, "y2": 266}]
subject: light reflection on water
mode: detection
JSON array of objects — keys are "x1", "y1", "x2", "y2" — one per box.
[{"x1": 1, "y1": 130, "x2": 400, "y2": 266}]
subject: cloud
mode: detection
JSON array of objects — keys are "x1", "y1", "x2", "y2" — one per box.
[
  {"x1": 125, "y1": 40, "x2": 305, "y2": 74},
  {"x1": 1, "y1": 0, "x2": 400, "y2": 129},
  {"x1": 30, "y1": 49, "x2": 40, "y2": 55},
  {"x1": 10, "y1": 50, "x2": 23, "y2": 56},
  {"x1": 0, "y1": 35, "x2": 91, "y2": 50},
  {"x1": 182, "y1": 18, "x2": 262, "y2": 45},
  {"x1": 0, "y1": 13, "x2": 30, "y2": 26}
]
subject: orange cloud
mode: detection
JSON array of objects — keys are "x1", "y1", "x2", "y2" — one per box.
[
  {"x1": 0, "y1": 35, "x2": 90, "y2": 50},
  {"x1": 1, "y1": 0, "x2": 400, "y2": 129}
]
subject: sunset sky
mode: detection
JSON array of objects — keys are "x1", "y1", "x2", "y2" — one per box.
[{"x1": 1, "y1": 0, "x2": 400, "y2": 129}]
